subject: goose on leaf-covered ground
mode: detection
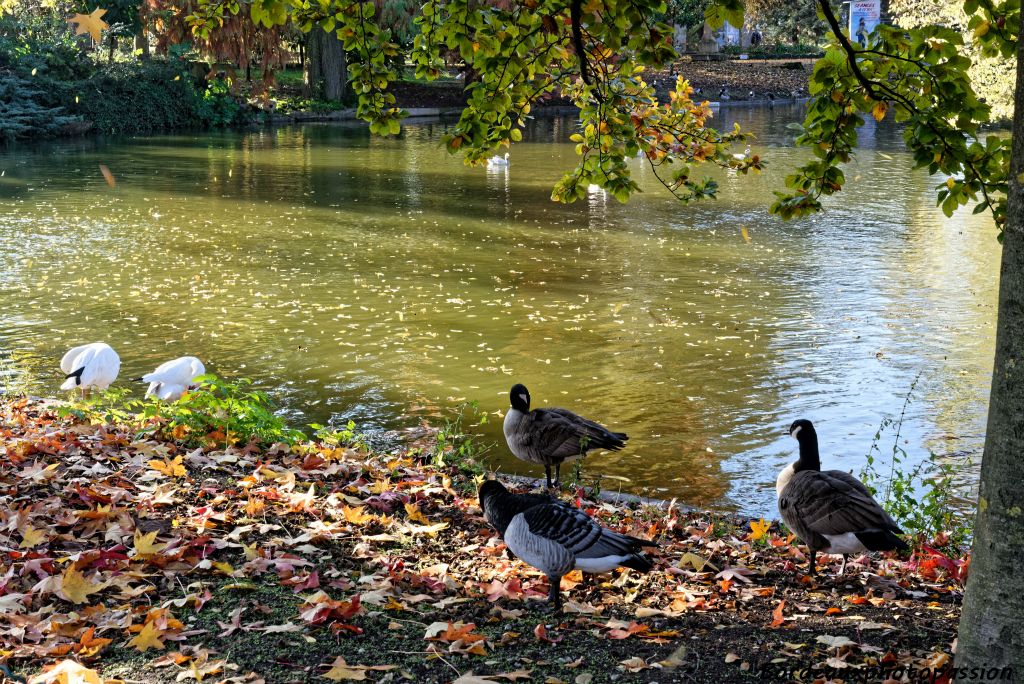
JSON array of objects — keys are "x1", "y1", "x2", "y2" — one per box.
[
  {"x1": 776, "y1": 419, "x2": 908, "y2": 575},
  {"x1": 478, "y1": 479, "x2": 655, "y2": 611},
  {"x1": 503, "y1": 383, "x2": 628, "y2": 489}
]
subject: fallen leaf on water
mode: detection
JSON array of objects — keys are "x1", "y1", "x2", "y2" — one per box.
[{"x1": 98, "y1": 163, "x2": 116, "y2": 187}]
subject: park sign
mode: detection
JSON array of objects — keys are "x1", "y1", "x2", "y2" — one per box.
[{"x1": 849, "y1": 0, "x2": 881, "y2": 44}]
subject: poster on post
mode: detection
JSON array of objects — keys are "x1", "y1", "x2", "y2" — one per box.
[{"x1": 849, "y1": 0, "x2": 881, "y2": 44}]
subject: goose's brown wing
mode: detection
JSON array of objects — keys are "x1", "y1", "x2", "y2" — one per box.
[{"x1": 779, "y1": 470, "x2": 902, "y2": 549}]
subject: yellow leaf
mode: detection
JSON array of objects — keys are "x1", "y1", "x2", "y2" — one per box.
[
  {"x1": 740, "y1": 227, "x2": 750, "y2": 243},
  {"x1": 28, "y1": 659, "x2": 104, "y2": 684},
  {"x1": 213, "y1": 561, "x2": 235, "y2": 575},
  {"x1": 404, "y1": 521, "x2": 448, "y2": 536},
  {"x1": 404, "y1": 502, "x2": 429, "y2": 525},
  {"x1": 60, "y1": 566, "x2": 104, "y2": 605},
  {"x1": 133, "y1": 529, "x2": 166, "y2": 556},
  {"x1": 973, "y1": 20, "x2": 990, "y2": 38},
  {"x1": 66, "y1": 8, "x2": 108, "y2": 42},
  {"x1": 19, "y1": 525, "x2": 47, "y2": 548},
  {"x1": 149, "y1": 455, "x2": 186, "y2": 477},
  {"x1": 324, "y1": 657, "x2": 367, "y2": 681},
  {"x1": 129, "y1": 621, "x2": 166, "y2": 652},
  {"x1": 750, "y1": 518, "x2": 770, "y2": 541},
  {"x1": 342, "y1": 506, "x2": 374, "y2": 525},
  {"x1": 871, "y1": 100, "x2": 887, "y2": 122}
]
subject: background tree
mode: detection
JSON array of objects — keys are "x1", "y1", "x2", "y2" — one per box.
[
  {"x1": 304, "y1": 25, "x2": 345, "y2": 99},
  {"x1": 743, "y1": 0, "x2": 831, "y2": 45},
  {"x1": 890, "y1": 0, "x2": 1014, "y2": 118},
  {"x1": 154, "y1": 0, "x2": 290, "y2": 89}
]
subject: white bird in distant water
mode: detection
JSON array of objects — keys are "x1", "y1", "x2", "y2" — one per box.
[
  {"x1": 138, "y1": 356, "x2": 206, "y2": 401},
  {"x1": 487, "y1": 152, "x2": 510, "y2": 167},
  {"x1": 60, "y1": 342, "x2": 120, "y2": 394}
]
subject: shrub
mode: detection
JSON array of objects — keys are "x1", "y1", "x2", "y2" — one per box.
[
  {"x1": 58, "y1": 376, "x2": 304, "y2": 447},
  {"x1": 0, "y1": 73, "x2": 81, "y2": 140},
  {"x1": 859, "y1": 377, "x2": 973, "y2": 550}
]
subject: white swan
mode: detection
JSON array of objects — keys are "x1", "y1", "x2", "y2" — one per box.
[
  {"x1": 60, "y1": 342, "x2": 120, "y2": 393},
  {"x1": 140, "y1": 356, "x2": 206, "y2": 401},
  {"x1": 733, "y1": 146, "x2": 752, "y2": 160},
  {"x1": 487, "y1": 152, "x2": 510, "y2": 167}
]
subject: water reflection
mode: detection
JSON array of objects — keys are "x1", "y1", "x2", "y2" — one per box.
[{"x1": 0, "y1": 105, "x2": 998, "y2": 515}]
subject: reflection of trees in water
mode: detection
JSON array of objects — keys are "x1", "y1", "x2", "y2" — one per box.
[{"x1": 0, "y1": 114, "x2": 998, "y2": 512}]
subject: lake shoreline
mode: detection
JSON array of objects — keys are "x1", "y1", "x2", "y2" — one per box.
[{"x1": 0, "y1": 395, "x2": 964, "y2": 683}]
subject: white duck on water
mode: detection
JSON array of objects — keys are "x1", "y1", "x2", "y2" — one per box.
[
  {"x1": 478, "y1": 479, "x2": 655, "y2": 611},
  {"x1": 776, "y1": 419, "x2": 908, "y2": 575},
  {"x1": 503, "y1": 383, "x2": 628, "y2": 489},
  {"x1": 487, "y1": 152, "x2": 510, "y2": 167},
  {"x1": 60, "y1": 342, "x2": 120, "y2": 395},
  {"x1": 136, "y1": 356, "x2": 206, "y2": 401}
]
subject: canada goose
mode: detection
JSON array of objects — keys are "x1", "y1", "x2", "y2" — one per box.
[
  {"x1": 487, "y1": 152, "x2": 510, "y2": 167},
  {"x1": 503, "y1": 383, "x2": 628, "y2": 489},
  {"x1": 60, "y1": 342, "x2": 120, "y2": 394},
  {"x1": 719, "y1": 87, "x2": 730, "y2": 101},
  {"x1": 137, "y1": 356, "x2": 206, "y2": 401},
  {"x1": 478, "y1": 479, "x2": 655, "y2": 611},
  {"x1": 777, "y1": 419, "x2": 908, "y2": 575}
]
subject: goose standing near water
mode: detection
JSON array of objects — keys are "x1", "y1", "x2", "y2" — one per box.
[
  {"x1": 60, "y1": 342, "x2": 120, "y2": 394},
  {"x1": 487, "y1": 152, "x2": 510, "y2": 167},
  {"x1": 777, "y1": 419, "x2": 908, "y2": 575},
  {"x1": 503, "y1": 383, "x2": 628, "y2": 489},
  {"x1": 138, "y1": 356, "x2": 206, "y2": 401},
  {"x1": 478, "y1": 479, "x2": 655, "y2": 611}
]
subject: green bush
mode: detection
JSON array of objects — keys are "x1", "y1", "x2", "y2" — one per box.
[
  {"x1": 59, "y1": 375, "x2": 304, "y2": 447},
  {"x1": 0, "y1": 73, "x2": 81, "y2": 141},
  {"x1": 1, "y1": 12, "x2": 248, "y2": 139},
  {"x1": 721, "y1": 43, "x2": 824, "y2": 58},
  {"x1": 859, "y1": 377, "x2": 973, "y2": 550}
]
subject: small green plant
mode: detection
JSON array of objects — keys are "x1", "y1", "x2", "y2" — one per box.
[
  {"x1": 56, "y1": 387, "x2": 135, "y2": 425},
  {"x1": 860, "y1": 375, "x2": 973, "y2": 550},
  {"x1": 432, "y1": 401, "x2": 491, "y2": 479},
  {"x1": 311, "y1": 419, "x2": 368, "y2": 450},
  {"x1": 138, "y1": 375, "x2": 304, "y2": 447}
]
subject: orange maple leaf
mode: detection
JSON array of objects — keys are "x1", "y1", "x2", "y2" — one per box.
[
  {"x1": 768, "y1": 599, "x2": 786, "y2": 628},
  {"x1": 148, "y1": 455, "x2": 185, "y2": 477},
  {"x1": 342, "y1": 505, "x2": 374, "y2": 524}
]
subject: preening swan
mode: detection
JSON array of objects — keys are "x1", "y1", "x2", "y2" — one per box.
[
  {"x1": 60, "y1": 343, "x2": 120, "y2": 394},
  {"x1": 139, "y1": 356, "x2": 206, "y2": 401}
]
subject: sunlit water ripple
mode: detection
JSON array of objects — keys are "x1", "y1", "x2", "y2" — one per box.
[{"x1": 0, "y1": 103, "x2": 998, "y2": 516}]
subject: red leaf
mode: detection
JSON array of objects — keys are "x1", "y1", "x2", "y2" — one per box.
[{"x1": 534, "y1": 623, "x2": 562, "y2": 643}]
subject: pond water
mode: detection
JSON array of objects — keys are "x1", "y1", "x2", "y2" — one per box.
[{"x1": 0, "y1": 104, "x2": 998, "y2": 516}]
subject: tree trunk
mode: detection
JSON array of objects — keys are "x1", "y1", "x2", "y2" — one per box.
[
  {"x1": 135, "y1": 6, "x2": 150, "y2": 60},
  {"x1": 303, "y1": 28, "x2": 347, "y2": 101},
  {"x1": 955, "y1": 13, "x2": 1024, "y2": 674}
]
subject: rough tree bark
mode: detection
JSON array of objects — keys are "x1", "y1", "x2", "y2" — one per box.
[
  {"x1": 303, "y1": 28, "x2": 347, "y2": 101},
  {"x1": 955, "y1": 13, "x2": 1024, "y2": 674}
]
